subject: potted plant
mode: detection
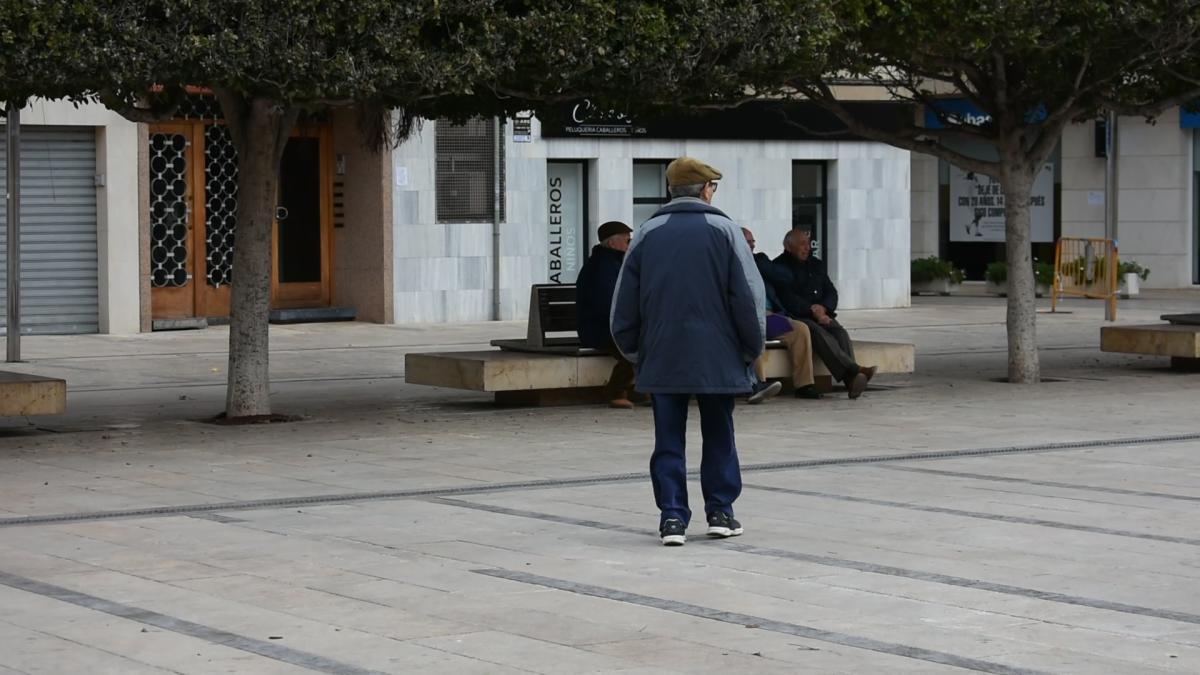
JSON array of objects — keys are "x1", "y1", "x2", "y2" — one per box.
[
  {"x1": 984, "y1": 261, "x2": 1008, "y2": 296},
  {"x1": 985, "y1": 261, "x2": 1052, "y2": 297},
  {"x1": 1034, "y1": 261, "x2": 1054, "y2": 297},
  {"x1": 1119, "y1": 260, "x2": 1150, "y2": 298},
  {"x1": 911, "y1": 256, "x2": 965, "y2": 295}
]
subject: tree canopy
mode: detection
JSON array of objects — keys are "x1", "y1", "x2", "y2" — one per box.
[
  {"x1": 0, "y1": 0, "x2": 112, "y2": 109},
  {"x1": 6, "y1": 0, "x2": 1200, "y2": 404}
]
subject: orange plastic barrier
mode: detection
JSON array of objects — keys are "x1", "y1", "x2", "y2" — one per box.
[{"x1": 1051, "y1": 237, "x2": 1118, "y2": 318}]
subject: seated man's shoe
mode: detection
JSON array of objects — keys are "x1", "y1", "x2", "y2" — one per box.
[
  {"x1": 860, "y1": 365, "x2": 878, "y2": 383},
  {"x1": 747, "y1": 380, "x2": 782, "y2": 405},
  {"x1": 660, "y1": 518, "x2": 687, "y2": 546},
  {"x1": 846, "y1": 372, "x2": 869, "y2": 399},
  {"x1": 794, "y1": 384, "x2": 823, "y2": 400},
  {"x1": 609, "y1": 398, "x2": 635, "y2": 409},
  {"x1": 706, "y1": 511, "x2": 744, "y2": 538}
]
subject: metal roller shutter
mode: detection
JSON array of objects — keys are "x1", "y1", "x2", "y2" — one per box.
[{"x1": 0, "y1": 126, "x2": 99, "y2": 334}]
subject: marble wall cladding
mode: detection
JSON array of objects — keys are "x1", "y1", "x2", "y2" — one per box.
[
  {"x1": 1060, "y1": 111, "x2": 1195, "y2": 287},
  {"x1": 832, "y1": 146, "x2": 912, "y2": 309},
  {"x1": 391, "y1": 118, "x2": 914, "y2": 323}
]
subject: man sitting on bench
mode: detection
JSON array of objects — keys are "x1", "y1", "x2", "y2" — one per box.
[
  {"x1": 773, "y1": 228, "x2": 875, "y2": 399},
  {"x1": 577, "y1": 220, "x2": 642, "y2": 409},
  {"x1": 742, "y1": 228, "x2": 821, "y2": 400}
]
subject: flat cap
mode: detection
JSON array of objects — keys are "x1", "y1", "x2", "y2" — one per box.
[
  {"x1": 665, "y1": 156, "x2": 722, "y2": 187},
  {"x1": 597, "y1": 220, "x2": 632, "y2": 241}
]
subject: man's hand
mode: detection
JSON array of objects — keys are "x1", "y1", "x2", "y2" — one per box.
[{"x1": 811, "y1": 304, "x2": 832, "y2": 325}]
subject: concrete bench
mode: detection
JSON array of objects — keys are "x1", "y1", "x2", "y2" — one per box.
[
  {"x1": 0, "y1": 372, "x2": 66, "y2": 416},
  {"x1": 406, "y1": 339, "x2": 915, "y2": 405},
  {"x1": 1101, "y1": 316, "x2": 1200, "y2": 370}
]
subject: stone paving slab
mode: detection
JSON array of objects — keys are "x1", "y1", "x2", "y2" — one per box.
[{"x1": 3, "y1": 295, "x2": 1200, "y2": 672}]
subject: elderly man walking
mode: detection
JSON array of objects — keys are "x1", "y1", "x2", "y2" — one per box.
[{"x1": 611, "y1": 157, "x2": 765, "y2": 546}]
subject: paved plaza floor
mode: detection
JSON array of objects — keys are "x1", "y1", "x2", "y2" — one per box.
[{"x1": 1, "y1": 290, "x2": 1198, "y2": 673}]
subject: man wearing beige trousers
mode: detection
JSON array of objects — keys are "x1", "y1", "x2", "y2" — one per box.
[{"x1": 743, "y1": 228, "x2": 822, "y2": 400}]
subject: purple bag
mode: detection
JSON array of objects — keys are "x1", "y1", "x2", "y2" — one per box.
[{"x1": 765, "y1": 313, "x2": 793, "y2": 340}]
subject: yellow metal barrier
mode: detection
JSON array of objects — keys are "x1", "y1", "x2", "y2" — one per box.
[{"x1": 1051, "y1": 237, "x2": 1118, "y2": 317}]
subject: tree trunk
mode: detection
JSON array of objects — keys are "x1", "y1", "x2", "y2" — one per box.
[
  {"x1": 214, "y1": 92, "x2": 300, "y2": 418},
  {"x1": 999, "y1": 161, "x2": 1039, "y2": 383}
]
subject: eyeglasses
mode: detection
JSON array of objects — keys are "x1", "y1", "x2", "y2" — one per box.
[{"x1": 708, "y1": 182, "x2": 719, "y2": 193}]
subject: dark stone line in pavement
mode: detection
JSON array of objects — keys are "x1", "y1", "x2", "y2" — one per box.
[
  {"x1": 745, "y1": 483, "x2": 1200, "y2": 547},
  {"x1": 0, "y1": 570, "x2": 386, "y2": 675},
  {"x1": 880, "y1": 465, "x2": 1200, "y2": 502},
  {"x1": 474, "y1": 568, "x2": 1048, "y2": 675},
  {"x1": 3, "y1": 431, "x2": 1198, "y2": 529},
  {"x1": 434, "y1": 497, "x2": 1200, "y2": 627}
]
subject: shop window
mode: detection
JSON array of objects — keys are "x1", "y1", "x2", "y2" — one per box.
[
  {"x1": 436, "y1": 118, "x2": 505, "y2": 223},
  {"x1": 792, "y1": 161, "x2": 827, "y2": 260},
  {"x1": 632, "y1": 160, "x2": 670, "y2": 225}
]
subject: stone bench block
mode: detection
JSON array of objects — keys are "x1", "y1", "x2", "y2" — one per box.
[
  {"x1": 1101, "y1": 324, "x2": 1200, "y2": 370},
  {"x1": 406, "y1": 340, "x2": 915, "y2": 404},
  {"x1": 0, "y1": 372, "x2": 67, "y2": 416}
]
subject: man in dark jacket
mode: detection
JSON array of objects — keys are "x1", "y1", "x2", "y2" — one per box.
[
  {"x1": 772, "y1": 229, "x2": 875, "y2": 399},
  {"x1": 611, "y1": 156, "x2": 764, "y2": 546},
  {"x1": 576, "y1": 220, "x2": 636, "y2": 408},
  {"x1": 742, "y1": 228, "x2": 821, "y2": 400}
]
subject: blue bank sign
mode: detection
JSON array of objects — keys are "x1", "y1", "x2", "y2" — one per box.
[
  {"x1": 1181, "y1": 105, "x2": 1200, "y2": 128},
  {"x1": 924, "y1": 99, "x2": 1047, "y2": 129},
  {"x1": 924, "y1": 99, "x2": 993, "y2": 128}
]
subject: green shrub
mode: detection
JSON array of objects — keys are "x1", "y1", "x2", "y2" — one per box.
[
  {"x1": 911, "y1": 256, "x2": 965, "y2": 284},
  {"x1": 1119, "y1": 260, "x2": 1150, "y2": 281},
  {"x1": 1034, "y1": 261, "x2": 1055, "y2": 286},
  {"x1": 985, "y1": 261, "x2": 1054, "y2": 286},
  {"x1": 985, "y1": 261, "x2": 1007, "y2": 284}
]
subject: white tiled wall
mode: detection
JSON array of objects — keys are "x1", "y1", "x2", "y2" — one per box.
[{"x1": 392, "y1": 117, "x2": 913, "y2": 323}]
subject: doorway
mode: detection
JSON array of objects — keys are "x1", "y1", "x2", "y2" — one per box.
[
  {"x1": 273, "y1": 128, "x2": 333, "y2": 308},
  {"x1": 149, "y1": 123, "x2": 333, "y2": 320}
]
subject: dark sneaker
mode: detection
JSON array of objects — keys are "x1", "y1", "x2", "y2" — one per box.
[
  {"x1": 747, "y1": 380, "x2": 782, "y2": 405},
  {"x1": 846, "y1": 372, "x2": 868, "y2": 399},
  {"x1": 660, "y1": 518, "x2": 687, "y2": 546},
  {"x1": 706, "y1": 512, "x2": 744, "y2": 538},
  {"x1": 794, "y1": 384, "x2": 823, "y2": 400}
]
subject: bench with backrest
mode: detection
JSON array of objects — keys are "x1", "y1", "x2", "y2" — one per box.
[
  {"x1": 1100, "y1": 313, "x2": 1200, "y2": 370},
  {"x1": 405, "y1": 284, "x2": 916, "y2": 404}
]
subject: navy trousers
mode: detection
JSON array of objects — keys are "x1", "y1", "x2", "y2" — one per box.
[{"x1": 649, "y1": 393, "x2": 741, "y2": 526}]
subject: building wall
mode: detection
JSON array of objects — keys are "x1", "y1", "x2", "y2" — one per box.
[
  {"x1": 910, "y1": 152, "x2": 939, "y2": 260},
  {"x1": 538, "y1": 129, "x2": 912, "y2": 312},
  {"x1": 17, "y1": 100, "x2": 141, "y2": 334},
  {"x1": 1061, "y1": 110, "x2": 1194, "y2": 287},
  {"x1": 916, "y1": 111, "x2": 1196, "y2": 288},
  {"x1": 331, "y1": 109, "x2": 393, "y2": 323},
  {"x1": 392, "y1": 116, "x2": 913, "y2": 323}
]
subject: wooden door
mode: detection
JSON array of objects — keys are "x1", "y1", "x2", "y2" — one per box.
[{"x1": 148, "y1": 124, "x2": 201, "y2": 319}]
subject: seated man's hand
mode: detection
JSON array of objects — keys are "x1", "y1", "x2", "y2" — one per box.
[{"x1": 811, "y1": 304, "x2": 832, "y2": 326}]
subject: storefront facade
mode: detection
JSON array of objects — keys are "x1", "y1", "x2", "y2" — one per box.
[{"x1": 911, "y1": 103, "x2": 1199, "y2": 288}]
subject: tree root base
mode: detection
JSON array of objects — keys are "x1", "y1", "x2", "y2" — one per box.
[{"x1": 206, "y1": 413, "x2": 305, "y2": 425}]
